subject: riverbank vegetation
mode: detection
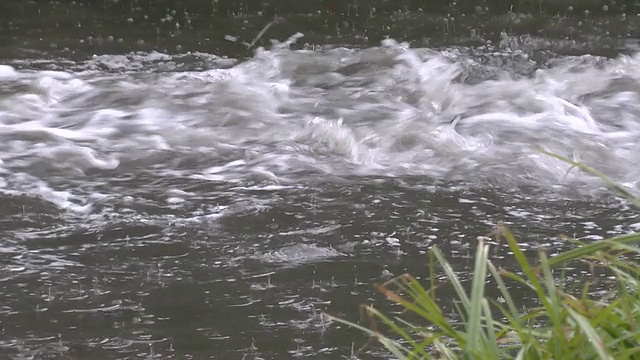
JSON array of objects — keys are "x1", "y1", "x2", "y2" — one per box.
[{"x1": 326, "y1": 152, "x2": 640, "y2": 359}]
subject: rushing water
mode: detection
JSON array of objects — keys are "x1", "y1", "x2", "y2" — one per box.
[{"x1": 2, "y1": 1, "x2": 640, "y2": 359}]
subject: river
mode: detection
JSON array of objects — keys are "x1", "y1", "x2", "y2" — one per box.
[{"x1": 1, "y1": 1, "x2": 640, "y2": 358}]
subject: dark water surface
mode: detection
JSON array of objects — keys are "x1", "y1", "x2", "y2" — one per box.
[{"x1": 1, "y1": 1, "x2": 640, "y2": 359}]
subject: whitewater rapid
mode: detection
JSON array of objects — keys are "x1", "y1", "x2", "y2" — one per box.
[{"x1": 1, "y1": 36, "x2": 640, "y2": 217}]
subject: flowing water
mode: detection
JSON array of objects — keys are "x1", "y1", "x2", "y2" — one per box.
[{"x1": 2, "y1": 1, "x2": 640, "y2": 359}]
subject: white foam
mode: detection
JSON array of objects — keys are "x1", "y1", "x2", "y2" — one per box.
[
  {"x1": 2, "y1": 41, "x2": 640, "y2": 213},
  {"x1": 0, "y1": 65, "x2": 18, "y2": 80}
]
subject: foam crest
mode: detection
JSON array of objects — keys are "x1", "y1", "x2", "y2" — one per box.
[{"x1": 2, "y1": 41, "x2": 640, "y2": 212}]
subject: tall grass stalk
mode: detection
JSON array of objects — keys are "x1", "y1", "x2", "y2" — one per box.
[{"x1": 325, "y1": 151, "x2": 640, "y2": 359}]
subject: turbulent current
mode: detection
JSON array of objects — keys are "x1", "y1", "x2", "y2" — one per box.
[{"x1": 1, "y1": 34, "x2": 640, "y2": 358}]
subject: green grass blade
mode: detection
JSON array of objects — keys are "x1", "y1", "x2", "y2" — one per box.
[
  {"x1": 378, "y1": 276, "x2": 462, "y2": 339},
  {"x1": 481, "y1": 298, "x2": 501, "y2": 358},
  {"x1": 433, "y1": 339, "x2": 459, "y2": 360},
  {"x1": 546, "y1": 233, "x2": 640, "y2": 269},
  {"x1": 537, "y1": 148, "x2": 640, "y2": 208},
  {"x1": 501, "y1": 226, "x2": 570, "y2": 354},
  {"x1": 324, "y1": 309, "x2": 417, "y2": 359},
  {"x1": 487, "y1": 261, "x2": 535, "y2": 347},
  {"x1": 466, "y1": 241, "x2": 490, "y2": 351},
  {"x1": 566, "y1": 307, "x2": 614, "y2": 360},
  {"x1": 433, "y1": 247, "x2": 471, "y2": 310},
  {"x1": 368, "y1": 306, "x2": 431, "y2": 358},
  {"x1": 538, "y1": 251, "x2": 569, "y2": 357}
]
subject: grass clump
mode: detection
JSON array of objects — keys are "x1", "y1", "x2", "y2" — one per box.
[{"x1": 325, "y1": 153, "x2": 640, "y2": 359}]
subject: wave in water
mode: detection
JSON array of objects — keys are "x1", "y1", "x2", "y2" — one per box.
[{"x1": 1, "y1": 35, "x2": 640, "y2": 214}]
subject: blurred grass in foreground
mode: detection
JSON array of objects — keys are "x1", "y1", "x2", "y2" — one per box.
[{"x1": 326, "y1": 150, "x2": 640, "y2": 359}]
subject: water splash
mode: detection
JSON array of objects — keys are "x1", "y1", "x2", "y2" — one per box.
[{"x1": 1, "y1": 37, "x2": 640, "y2": 216}]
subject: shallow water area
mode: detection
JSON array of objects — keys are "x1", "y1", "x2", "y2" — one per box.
[{"x1": 2, "y1": 1, "x2": 640, "y2": 358}]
